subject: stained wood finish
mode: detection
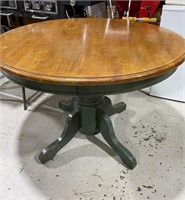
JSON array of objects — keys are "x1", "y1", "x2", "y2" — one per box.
[{"x1": 0, "y1": 18, "x2": 184, "y2": 86}]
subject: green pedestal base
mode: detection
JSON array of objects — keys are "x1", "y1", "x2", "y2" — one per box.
[{"x1": 39, "y1": 96, "x2": 137, "y2": 169}]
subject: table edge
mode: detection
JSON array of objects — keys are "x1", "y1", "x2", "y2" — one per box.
[{"x1": 0, "y1": 53, "x2": 184, "y2": 86}]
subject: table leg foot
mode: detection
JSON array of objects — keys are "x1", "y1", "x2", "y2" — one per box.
[
  {"x1": 39, "y1": 110, "x2": 80, "y2": 164},
  {"x1": 99, "y1": 110, "x2": 137, "y2": 169},
  {"x1": 59, "y1": 98, "x2": 75, "y2": 112},
  {"x1": 103, "y1": 97, "x2": 126, "y2": 116}
]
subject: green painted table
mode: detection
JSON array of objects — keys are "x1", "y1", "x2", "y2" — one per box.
[{"x1": 0, "y1": 18, "x2": 184, "y2": 169}]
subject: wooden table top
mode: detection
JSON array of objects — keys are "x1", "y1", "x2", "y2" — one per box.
[{"x1": 0, "y1": 18, "x2": 184, "y2": 86}]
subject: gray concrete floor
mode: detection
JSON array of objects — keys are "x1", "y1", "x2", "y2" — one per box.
[{"x1": 0, "y1": 74, "x2": 185, "y2": 200}]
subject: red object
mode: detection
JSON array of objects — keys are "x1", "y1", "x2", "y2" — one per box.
[{"x1": 115, "y1": 0, "x2": 161, "y2": 18}]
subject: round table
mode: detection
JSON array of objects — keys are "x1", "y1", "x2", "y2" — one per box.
[{"x1": 0, "y1": 18, "x2": 184, "y2": 169}]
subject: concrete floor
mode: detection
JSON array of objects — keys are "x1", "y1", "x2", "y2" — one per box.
[{"x1": 0, "y1": 74, "x2": 185, "y2": 200}]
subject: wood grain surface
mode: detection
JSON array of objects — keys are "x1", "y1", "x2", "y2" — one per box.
[{"x1": 0, "y1": 18, "x2": 184, "y2": 86}]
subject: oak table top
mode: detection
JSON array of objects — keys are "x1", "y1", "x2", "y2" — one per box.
[{"x1": 0, "y1": 18, "x2": 184, "y2": 86}]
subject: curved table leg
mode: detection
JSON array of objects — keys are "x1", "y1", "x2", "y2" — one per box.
[
  {"x1": 102, "y1": 96, "x2": 126, "y2": 116},
  {"x1": 98, "y1": 110, "x2": 137, "y2": 169},
  {"x1": 39, "y1": 110, "x2": 80, "y2": 164},
  {"x1": 39, "y1": 95, "x2": 137, "y2": 169},
  {"x1": 59, "y1": 97, "x2": 75, "y2": 112}
]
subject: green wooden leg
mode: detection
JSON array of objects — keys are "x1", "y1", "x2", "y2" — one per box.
[
  {"x1": 101, "y1": 96, "x2": 126, "y2": 116},
  {"x1": 98, "y1": 110, "x2": 137, "y2": 169},
  {"x1": 39, "y1": 110, "x2": 80, "y2": 164},
  {"x1": 40, "y1": 95, "x2": 137, "y2": 169},
  {"x1": 59, "y1": 97, "x2": 75, "y2": 112}
]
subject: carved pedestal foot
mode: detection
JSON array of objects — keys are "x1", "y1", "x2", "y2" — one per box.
[
  {"x1": 39, "y1": 110, "x2": 80, "y2": 164},
  {"x1": 40, "y1": 95, "x2": 137, "y2": 169},
  {"x1": 102, "y1": 96, "x2": 126, "y2": 116},
  {"x1": 59, "y1": 97, "x2": 75, "y2": 112},
  {"x1": 98, "y1": 110, "x2": 137, "y2": 169}
]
